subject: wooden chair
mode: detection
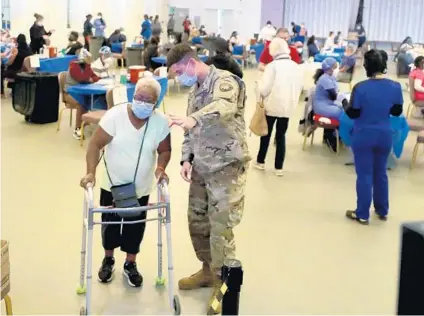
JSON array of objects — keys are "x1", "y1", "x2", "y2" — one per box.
[
  {"x1": 410, "y1": 130, "x2": 424, "y2": 169},
  {"x1": 302, "y1": 114, "x2": 340, "y2": 155},
  {"x1": 80, "y1": 86, "x2": 127, "y2": 146},
  {"x1": 57, "y1": 71, "x2": 79, "y2": 131},
  {"x1": 113, "y1": 42, "x2": 126, "y2": 68},
  {"x1": 406, "y1": 77, "x2": 424, "y2": 118}
]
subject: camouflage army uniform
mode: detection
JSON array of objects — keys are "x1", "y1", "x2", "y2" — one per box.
[{"x1": 182, "y1": 65, "x2": 251, "y2": 272}]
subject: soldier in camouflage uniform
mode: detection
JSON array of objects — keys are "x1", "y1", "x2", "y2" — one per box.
[{"x1": 167, "y1": 44, "x2": 250, "y2": 314}]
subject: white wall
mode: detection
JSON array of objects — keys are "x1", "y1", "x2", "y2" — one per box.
[
  {"x1": 168, "y1": 0, "x2": 261, "y2": 41},
  {"x1": 9, "y1": 0, "x2": 145, "y2": 49}
]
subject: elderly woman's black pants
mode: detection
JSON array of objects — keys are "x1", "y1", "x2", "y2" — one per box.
[
  {"x1": 100, "y1": 189, "x2": 149, "y2": 255},
  {"x1": 257, "y1": 115, "x2": 289, "y2": 170}
]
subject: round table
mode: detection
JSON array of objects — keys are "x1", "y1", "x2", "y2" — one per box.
[{"x1": 67, "y1": 77, "x2": 167, "y2": 110}]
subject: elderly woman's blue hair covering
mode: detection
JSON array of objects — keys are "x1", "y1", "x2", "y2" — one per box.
[
  {"x1": 322, "y1": 57, "x2": 338, "y2": 72},
  {"x1": 99, "y1": 46, "x2": 112, "y2": 57}
]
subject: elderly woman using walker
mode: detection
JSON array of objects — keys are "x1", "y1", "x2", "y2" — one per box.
[{"x1": 80, "y1": 77, "x2": 171, "y2": 287}]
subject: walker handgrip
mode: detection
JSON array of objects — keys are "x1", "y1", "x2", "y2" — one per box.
[
  {"x1": 84, "y1": 183, "x2": 95, "y2": 209},
  {"x1": 158, "y1": 179, "x2": 170, "y2": 203}
]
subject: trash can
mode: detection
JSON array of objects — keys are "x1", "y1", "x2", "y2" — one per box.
[
  {"x1": 126, "y1": 47, "x2": 144, "y2": 67},
  {"x1": 12, "y1": 72, "x2": 60, "y2": 124},
  {"x1": 89, "y1": 36, "x2": 105, "y2": 60}
]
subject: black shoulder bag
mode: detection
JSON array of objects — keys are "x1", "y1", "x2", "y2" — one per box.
[{"x1": 104, "y1": 120, "x2": 149, "y2": 216}]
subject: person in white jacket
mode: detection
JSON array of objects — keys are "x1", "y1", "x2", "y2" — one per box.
[
  {"x1": 254, "y1": 37, "x2": 303, "y2": 176},
  {"x1": 91, "y1": 46, "x2": 114, "y2": 78}
]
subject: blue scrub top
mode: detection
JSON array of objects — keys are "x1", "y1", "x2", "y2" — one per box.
[
  {"x1": 93, "y1": 18, "x2": 105, "y2": 37},
  {"x1": 350, "y1": 78, "x2": 404, "y2": 131},
  {"x1": 313, "y1": 73, "x2": 342, "y2": 118},
  {"x1": 141, "y1": 20, "x2": 152, "y2": 39}
]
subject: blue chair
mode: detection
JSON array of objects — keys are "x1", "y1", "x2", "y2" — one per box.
[{"x1": 191, "y1": 37, "x2": 202, "y2": 45}]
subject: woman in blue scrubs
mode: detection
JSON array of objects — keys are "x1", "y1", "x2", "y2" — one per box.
[
  {"x1": 345, "y1": 50, "x2": 403, "y2": 224},
  {"x1": 313, "y1": 57, "x2": 347, "y2": 152}
]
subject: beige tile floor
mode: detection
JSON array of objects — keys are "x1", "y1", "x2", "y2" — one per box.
[{"x1": 1, "y1": 64, "x2": 424, "y2": 315}]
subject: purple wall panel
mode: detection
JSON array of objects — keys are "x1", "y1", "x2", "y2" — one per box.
[{"x1": 260, "y1": 0, "x2": 284, "y2": 28}]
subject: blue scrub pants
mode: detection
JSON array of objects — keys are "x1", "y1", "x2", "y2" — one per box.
[{"x1": 351, "y1": 128, "x2": 392, "y2": 219}]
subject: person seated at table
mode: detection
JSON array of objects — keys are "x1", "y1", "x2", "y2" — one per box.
[
  {"x1": 91, "y1": 46, "x2": 114, "y2": 78},
  {"x1": 307, "y1": 36, "x2": 319, "y2": 58},
  {"x1": 107, "y1": 28, "x2": 126, "y2": 46},
  {"x1": 65, "y1": 31, "x2": 83, "y2": 55},
  {"x1": 409, "y1": 56, "x2": 424, "y2": 108},
  {"x1": 205, "y1": 37, "x2": 243, "y2": 78},
  {"x1": 1, "y1": 34, "x2": 32, "y2": 96},
  {"x1": 313, "y1": 57, "x2": 347, "y2": 152},
  {"x1": 345, "y1": 49, "x2": 403, "y2": 225},
  {"x1": 143, "y1": 36, "x2": 161, "y2": 72},
  {"x1": 30, "y1": 13, "x2": 54, "y2": 54},
  {"x1": 199, "y1": 25, "x2": 207, "y2": 36},
  {"x1": 79, "y1": 76, "x2": 171, "y2": 288},
  {"x1": 336, "y1": 44, "x2": 356, "y2": 83},
  {"x1": 334, "y1": 31, "x2": 342, "y2": 46},
  {"x1": 323, "y1": 31, "x2": 336, "y2": 51},
  {"x1": 64, "y1": 49, "x2": 100, "y2": 140},
  {"x1": 229, "y1": 31, "x2": 240, "y2": 48}
]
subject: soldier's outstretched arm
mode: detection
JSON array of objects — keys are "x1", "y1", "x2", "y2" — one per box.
[{"x1": 190, "y1": 77, "x2": 239, "y2": 124}]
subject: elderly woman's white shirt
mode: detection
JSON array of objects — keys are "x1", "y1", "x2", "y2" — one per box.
[
  {"x1": 258, "y1": 55, "x2": 304, "y2": 118},
  {"x1": 98, "y1": 104, "x2": 170, "y2": 198}
]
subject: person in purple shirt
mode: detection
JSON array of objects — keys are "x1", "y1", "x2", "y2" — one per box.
[{"x1": 337, "y1": 44, "x2": 357, "y2": 83}]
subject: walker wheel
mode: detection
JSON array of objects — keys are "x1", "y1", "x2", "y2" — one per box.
[
  {"x1": 76, "y1": 285, "x2": 86, "y2": 295},
  {"x1": 155, "y1": 276, "x2": 166, "y2": 286},
  {"x1": 80, "y1": 306, "x2": 86, "y2": 315},
  {"x1": 173, "y1": 295, "x2": 181, "y2": 315}
]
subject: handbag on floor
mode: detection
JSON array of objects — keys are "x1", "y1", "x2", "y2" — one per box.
[
  {"x1": 103, "y1": 120, "x2": 149, "y2": 217},
  {"x1": 249, "y1": 97, "x2": 268, "y2": 136}
]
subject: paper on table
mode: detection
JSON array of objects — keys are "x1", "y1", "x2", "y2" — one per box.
[
  {"x1": 29, "y1": 55, "x2": 40, "y2": 68},
  {"x1": 97, "y1": 78, "x2": 114, "y2": 86},
  {"x1": 112, "y1": 85, "x2": 128, "y2": 105}
]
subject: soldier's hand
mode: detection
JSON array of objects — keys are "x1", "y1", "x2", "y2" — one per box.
[
  {"x1": 168, "y1": 114, "x2": 197, "y2": 130},
  {"x1": 180, "y1": 161, "x2": 192, "y2": 183}
]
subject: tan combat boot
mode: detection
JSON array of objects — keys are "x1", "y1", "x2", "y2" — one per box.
[
  {"x1": 178, "y1": 263, "x2": 214, "y2": 290},
  {"x1": 207, "y1": 274, "x2": 223, "y2": 315}
]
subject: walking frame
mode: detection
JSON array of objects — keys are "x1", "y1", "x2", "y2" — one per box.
[{"x1": 76, "y1": 181, "x2": 181, "y2": 315}]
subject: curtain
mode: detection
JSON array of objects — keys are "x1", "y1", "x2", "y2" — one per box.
[
  {"x1": 349, "y1": 0, "x2": 360, "y2": 30},
  {"x1": 203, "y1": 9, "x2": 219, "y2": 34},
  {"x1": 363, "y1": 0, "x2": 424, "y2": 42},
  {"x1": 220, "y1": 9, "x2": 236, "y2": 39},
  {"x1": 283, "y1": 0, "x2": 356, "y2": 38}
]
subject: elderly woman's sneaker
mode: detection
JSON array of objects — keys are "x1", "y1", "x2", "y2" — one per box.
[
  {"x1": 253, "y1": 162, "x2": 265, "y2": 170},
  {"x1": 345, "y1": 210, "x2": 369, "y2": 225},
  {"x1": 275, "y1": 169, "x2": 284, "y2": 177},
  {"x1": 98, "y1": 256, "x2": 115, "y2": 283},
  {"x1": 73, "y1": 128, "x2": 82, "y2": 140},
  {"x1": 123, "y1": 261, "x2": 143, "y2": 287}
]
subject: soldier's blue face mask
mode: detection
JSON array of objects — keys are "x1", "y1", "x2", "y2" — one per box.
[{"x1": 178, "y1": 60, "x2": 198, "y2": 87}]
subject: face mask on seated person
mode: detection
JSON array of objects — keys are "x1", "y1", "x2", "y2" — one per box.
[{"x1": 131, "y1": 100, "x2": 155, "y2": 119}]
